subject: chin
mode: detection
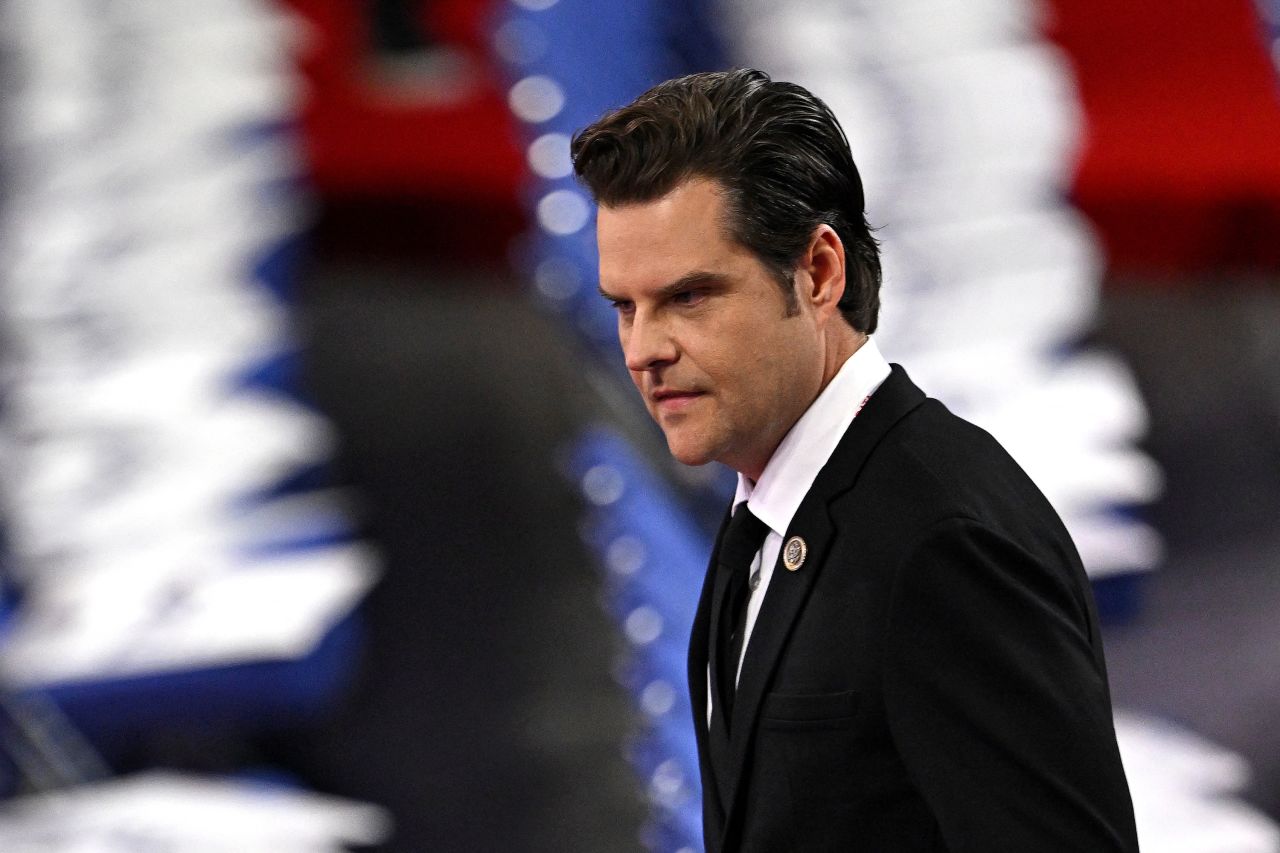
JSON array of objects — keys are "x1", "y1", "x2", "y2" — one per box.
[{"x1": 663, "y1": 434, "x2": 716, "y2": 469}]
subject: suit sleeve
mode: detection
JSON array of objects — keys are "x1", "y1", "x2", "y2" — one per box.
[{"x1": 882, "y1": 515, "x2": 1139, "y2": 852}]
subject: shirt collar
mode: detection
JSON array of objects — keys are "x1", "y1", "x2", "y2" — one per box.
[{"x1": 733, "y1": 337, "x2": 892, "y2": 538}]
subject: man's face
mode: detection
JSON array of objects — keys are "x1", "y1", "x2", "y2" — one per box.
[{"x1": 596, "y1": 178, "x2": 826, "y2": 479}]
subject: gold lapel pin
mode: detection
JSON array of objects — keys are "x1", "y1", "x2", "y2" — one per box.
[{"x1": 782, "y1": 536, "x2": 807, "y2": 571}]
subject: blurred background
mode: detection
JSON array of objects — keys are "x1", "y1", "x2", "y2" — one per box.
[{"x1": 0, "y1": 0, "x2": 1278, "y2": 850}]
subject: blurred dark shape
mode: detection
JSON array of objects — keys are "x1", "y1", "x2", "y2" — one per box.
[
  {"x1": 1097, "y1": 279, "x2": 1280, "y2": 822},
  {"x1": 258, "y1": 266, "x2": 646, "y2": 852}
]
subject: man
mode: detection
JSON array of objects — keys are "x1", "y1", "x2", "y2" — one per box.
[{"x1": 572, "y1": 69, "x2": 1138, "y2": 852}]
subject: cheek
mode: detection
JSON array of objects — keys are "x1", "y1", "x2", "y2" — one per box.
[
  {"x1": 724, "y1": 345, "x2": 797, "y2": 427},
  {"x1": 693, "y1": 350, "x2": 764, "y2": 431},
  {"x1": 679, "y1": 309, "x2": 780, "y2": 396}
]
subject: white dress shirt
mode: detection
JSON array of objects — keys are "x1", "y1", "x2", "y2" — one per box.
[{"x1": 708, "y1": 337, "x2": 891, "y2": 723}]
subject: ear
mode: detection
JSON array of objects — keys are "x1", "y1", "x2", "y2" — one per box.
[{"x1": 799, "y1": 224, "x2": 846, "y2": 325}]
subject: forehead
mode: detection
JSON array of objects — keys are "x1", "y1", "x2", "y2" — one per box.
[{"x1": 596, "y1": 178, "x2": 747, "y2": 288}]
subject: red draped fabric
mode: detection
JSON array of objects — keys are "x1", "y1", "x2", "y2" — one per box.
[{"x1": 1047, "y1": 0, "x2": 1280, "y2": 274}]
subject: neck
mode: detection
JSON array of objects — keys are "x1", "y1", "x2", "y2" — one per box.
[{"x1": 819, "y1": 328, "x2": 867, "y2": 396}]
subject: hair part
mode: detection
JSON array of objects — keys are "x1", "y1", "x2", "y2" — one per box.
[{"x1": 571, "y1": 68, "x2": 881, "y2": 333}]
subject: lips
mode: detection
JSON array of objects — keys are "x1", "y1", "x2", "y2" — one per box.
[{"x1": 651, "y1": 389, "x2": 705, "y2": 413}]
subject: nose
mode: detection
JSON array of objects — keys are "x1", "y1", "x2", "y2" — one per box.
[{"x1": 622, "y1": 312, "x2": 678, "y2": 373}]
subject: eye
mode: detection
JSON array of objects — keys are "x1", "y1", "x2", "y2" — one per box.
[
  {"x1": 610, "y1": 299, "x2": 635, "y2": 316},
  {"x1": 672, "y1": 289, "x2": 705, "y2": 307}
]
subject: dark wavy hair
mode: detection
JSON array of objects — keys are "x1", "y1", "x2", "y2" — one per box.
[{"x1": 571, "y1": 68, "x2": 880, "y2": 333}]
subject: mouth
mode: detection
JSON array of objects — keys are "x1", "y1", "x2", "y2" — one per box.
[{"x1": 651, "y1": 389, "x2": 705, "y2": 413}]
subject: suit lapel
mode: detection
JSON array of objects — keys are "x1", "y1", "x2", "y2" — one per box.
[{"x1": 718, "y1": 365, "x2": 927, "y2": 842}]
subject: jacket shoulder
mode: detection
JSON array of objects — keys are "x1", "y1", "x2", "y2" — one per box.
[{"x1": 850, "y1": 397, "x2": 1071, "y2": 548}]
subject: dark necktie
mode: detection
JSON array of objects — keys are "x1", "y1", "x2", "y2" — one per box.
[
  {"x1": 710, "y1": 504, "x2": 769, "y2": 727},
  {"x1": 707, "y1": 504, "x2": 769, "y2": 809}
]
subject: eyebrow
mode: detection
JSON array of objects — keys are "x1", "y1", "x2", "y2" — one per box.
[{"x1": 598, "y1": 270, "x2": 730, "y2": 302}]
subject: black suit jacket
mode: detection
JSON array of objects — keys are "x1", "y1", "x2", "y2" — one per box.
[{"x1": 688, "y1": 365, "x2": 1139, "y2": 852}]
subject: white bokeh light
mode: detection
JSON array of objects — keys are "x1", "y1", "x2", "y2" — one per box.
[
  {"x1": 649, "y1": 758, "x2": 687, "y2": 808},
  {"x1": 527, "y1": 132, "x2": 572, "y2": 179},
  {"x1": 491, "y1": 19, "x2": 548, "y2": 66},
  {"x1": 532, "y1": 255, "x2": 581, "y2": 301},
  {"x1": 605, "y1": 535, "x2": 645, "y2": 577},
  {"x1": 536, "y1": 189, "x2": 589, "y2": 235},
  {"x1": 640, "y1": 679, "x2": 677, "y2": 717},
  {"x1": 508, "y1": 75, "x2": 565, "y2": 123},
  {"x1": 581, "y1": 464, "x2": 624, "y2": 506},
  {"x1": 624, "y1": 605, "x2": 663, "y2": 646}
]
